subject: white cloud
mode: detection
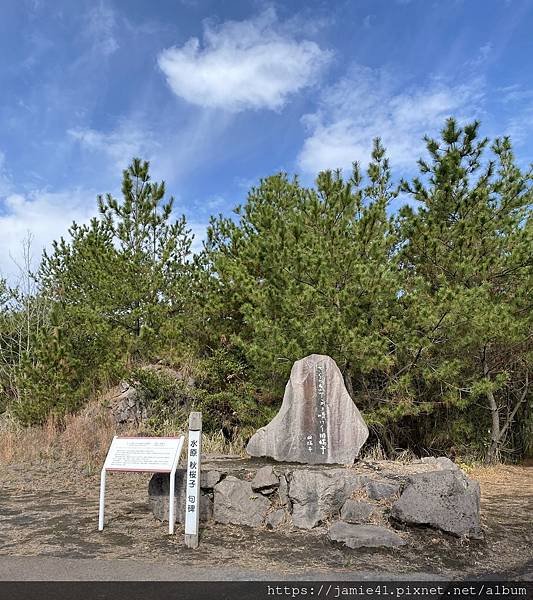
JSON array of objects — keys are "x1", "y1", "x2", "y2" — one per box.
[
  {"x1": 363, "y1": 15, "x2": 374, "y2": 29},
  {"x1": 467, "y1": 42, "x2": 493, "y2": 68},
  {"x1": 84, "y1": 1, "x2": 119, "y2": 56},
  {"x1": 298, "y1": 67, "x2": 485, "y2": 174},
  {"x1": 0, "y1": 189, "x2": 96, "y2": 283},
  {"x1": 0, "y1": 188, "x2": 210, "y2": 285},
  {"x1": 157, "y1": 8, "x2": 332, "y2": 112},
  {"x1": 498, "y1": 84, "x2": 533, "y2": 104},
  {"x1": 0, "y1": 151, "x2": 13, "y2": 197},
  {"x1": 68, "y1": 122, "x2": 159, "y2": 171},
  {"x1": 188, "y1": 222, "x2": 208, "y2": 254}
]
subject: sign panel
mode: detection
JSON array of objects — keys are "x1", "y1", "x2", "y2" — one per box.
[
  {"x1": 103, "y1": 436, "x2": 182, "y2": 472},
  {"x1": 99, "y1": 435, "x2": 184, "y2": 534},
  {"x1": 185, "y1": 429, "x2": 201, "y2": 536}
]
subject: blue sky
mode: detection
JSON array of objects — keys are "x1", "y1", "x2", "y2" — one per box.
[{"x1": 1, "y1": 0, "x2": 532, "y2": 282}]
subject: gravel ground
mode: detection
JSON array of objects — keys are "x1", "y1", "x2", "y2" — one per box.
[{"x1": 0, "y1": 459, "x2": 531, "y2": 580}]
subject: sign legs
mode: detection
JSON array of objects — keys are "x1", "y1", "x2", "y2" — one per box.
[
  {"x1": 169, "y1": 466, "x2": 176, "y2": 535},
  {"x1": 98, "y1": 468, "x2": 106, "y2": 531}
]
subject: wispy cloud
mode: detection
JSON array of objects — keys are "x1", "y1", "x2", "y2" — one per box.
[
  {"x1": 498, "y1": 84, "x2": 533, "y2": 147},
  {"x1": 0, "y1": 150, "x2": 13, "y2": 197},
  {"x1": 68, "y1": 120, "x2": 160, "y2": 172},
  {"x1": 506, "y1": 106, "x2": 533, "y2": 146},
  {"x1": 84, "y1": 0, "x2": 119, "y2": 57},
  {"x1": 363, "y1": 14, "x2": 374, "y2": 29},
  {"x1": 0, "y1": 188, "x2": 97, "y2": 282},
  {"x1": 157, "y1": 8, "x2": 332, "y2": 112},
  {"x1": 467, "y1": 42, "x2": 494, "y2": 68},
  {"x1": 297, "y1": 66, "x2": 485, "y2": 174},
  {"x1": 498, "y1": 83, "x2": 533, "y2": 104},
  {"x1": 69, "y1": 107, "x2": 233, "y2": 188}
]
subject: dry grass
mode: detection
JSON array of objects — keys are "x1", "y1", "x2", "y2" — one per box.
[
  {"x1": 361, "y1": 442, "x2": 418, "y2": 463},
  {"x1": 0, "y1": 402, "x2": 117, "y2": 468},
  {"x1": 0, "y1": 400, "x2": 247, "y2": 468},
  {"x1": 201, "y1": 430, "x2": 247, "y2": 456},
  {"x1": 2, "y1": 402, "x2": 525, "y2": 470},
  {"x1": 361, "y1": 442, "x2": 387, "y2": 461}
]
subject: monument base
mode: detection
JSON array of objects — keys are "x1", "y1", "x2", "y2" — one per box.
[{"x1": 148, "y1": 456, "x2": 482, "y2": 547}]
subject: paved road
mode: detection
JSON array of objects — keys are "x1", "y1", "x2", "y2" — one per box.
[
  {"x1": 0, "y1": 556, "x2": 448, "y2": 581},
  {"x1": 1, "y1": 556, "x2": 531, "y2": 581}
]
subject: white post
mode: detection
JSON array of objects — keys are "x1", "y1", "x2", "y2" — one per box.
[
  {"x1": 168, "y1": 437, "x2": 183, "y2": 535},
  {"x1": 98, "y1": 468, "x2": 106, "y2": 531},
  {"x1": 185, "y1": 412, "x2": 202, "y2": 549},
  {"x1": 169, "y1": 466, "x2": 176, "y2": 535}
]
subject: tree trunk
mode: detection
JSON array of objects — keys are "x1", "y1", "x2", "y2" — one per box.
[
  {"x1": 486, "y1": 387, "x2": 501, "y2": 463},
  {"x1": 484, "y1": 351, "x2": 501, "y2": 464},
  {"x1": 343, "y1": 365, "x2": 355, "y2": 400}
]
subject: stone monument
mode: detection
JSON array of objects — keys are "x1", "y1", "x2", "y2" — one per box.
[{"x1": 246, "y1": 354, "x2": 369, "y2": 464}]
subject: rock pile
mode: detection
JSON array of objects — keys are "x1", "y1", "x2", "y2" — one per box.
[{"x1": 148, "y1": 456, "x2": 482, "y2": 549}]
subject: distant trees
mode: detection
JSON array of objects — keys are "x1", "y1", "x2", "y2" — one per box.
[
  {"x1": 0, "y1": 237, "x2": 50, "y2": 415},
  {"x1": 0, "y1": 121, "x2": 531, "y2": 461}
]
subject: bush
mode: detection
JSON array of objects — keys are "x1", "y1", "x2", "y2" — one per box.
[{"x1": 127, "y1": 367, "x2": 191, "y2": 432}]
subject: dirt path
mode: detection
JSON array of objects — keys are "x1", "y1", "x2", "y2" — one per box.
[{"x1": 0, "y1": 460, "x2": 531, "y2": 580}]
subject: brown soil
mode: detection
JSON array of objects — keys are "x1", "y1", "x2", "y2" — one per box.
[{"x1": 0, "y1": 459, "x2": 531, "y2": 579}]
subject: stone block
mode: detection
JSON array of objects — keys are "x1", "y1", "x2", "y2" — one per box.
[
  {"x1": 200, "y1": 470, "x2": 222, "y2": 490},
  {"x1": 213, "y1": 476, "x2": 270, "y2": 527},
  {"x1": 340, "y1": 499, "x2": 375, "y2": 523},
  {"x1": 289, "y1": 469, "x2": 364, "y2": 529},
  {"x1": 251, "y1": 466, "x2": 279, "y2": 494},
  {"x1": 265, "y1": 509, "x2": 286, "y2": 529},
  {"x1": 148, "y1": 470, "x2": 213, "y2": 523},
  {"x1": 329, "y1": 522, "x2": 406, "y2": 548},
  {"x1": 366, "y1": 480, "x2": 401, "y2": 500},
  {"x1": 391, "y1": 470, "x2": 481, "y2": 537}
]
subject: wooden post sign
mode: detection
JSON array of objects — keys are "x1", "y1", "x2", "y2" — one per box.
[
  {"x1": 98, "y1": 435, "x2": 184, "y2": 535},
  {"x1": 184, "y1": 412, "x2": 202, "y2": 548}
]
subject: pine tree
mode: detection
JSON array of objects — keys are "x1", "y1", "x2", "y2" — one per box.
[
  {"x1": 16, "y1": 159, "x2": 195, "y2": 423},
  {"x1": 41, "y1": 158, "x2": 193, "y2": 358},
  {"x1": 206, "y1": 140, "x2": 400, "y2": 416},
  {"x1": 14, "y1": 309, "x2": 89, "y2": 425},
  {"x1": 398, "y1": 119, "x2": 532, "y2": 461}
]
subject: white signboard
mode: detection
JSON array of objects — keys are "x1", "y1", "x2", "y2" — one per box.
[
  {"x1": 104, "y1": 436, "x2": 182, "y2": 472},
  {"x1": 185, "y1": 429, "x2": 201, "y2": 536},
  {"x1": 99, "y1": 435, "x2": 184, "y2": 535}
]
